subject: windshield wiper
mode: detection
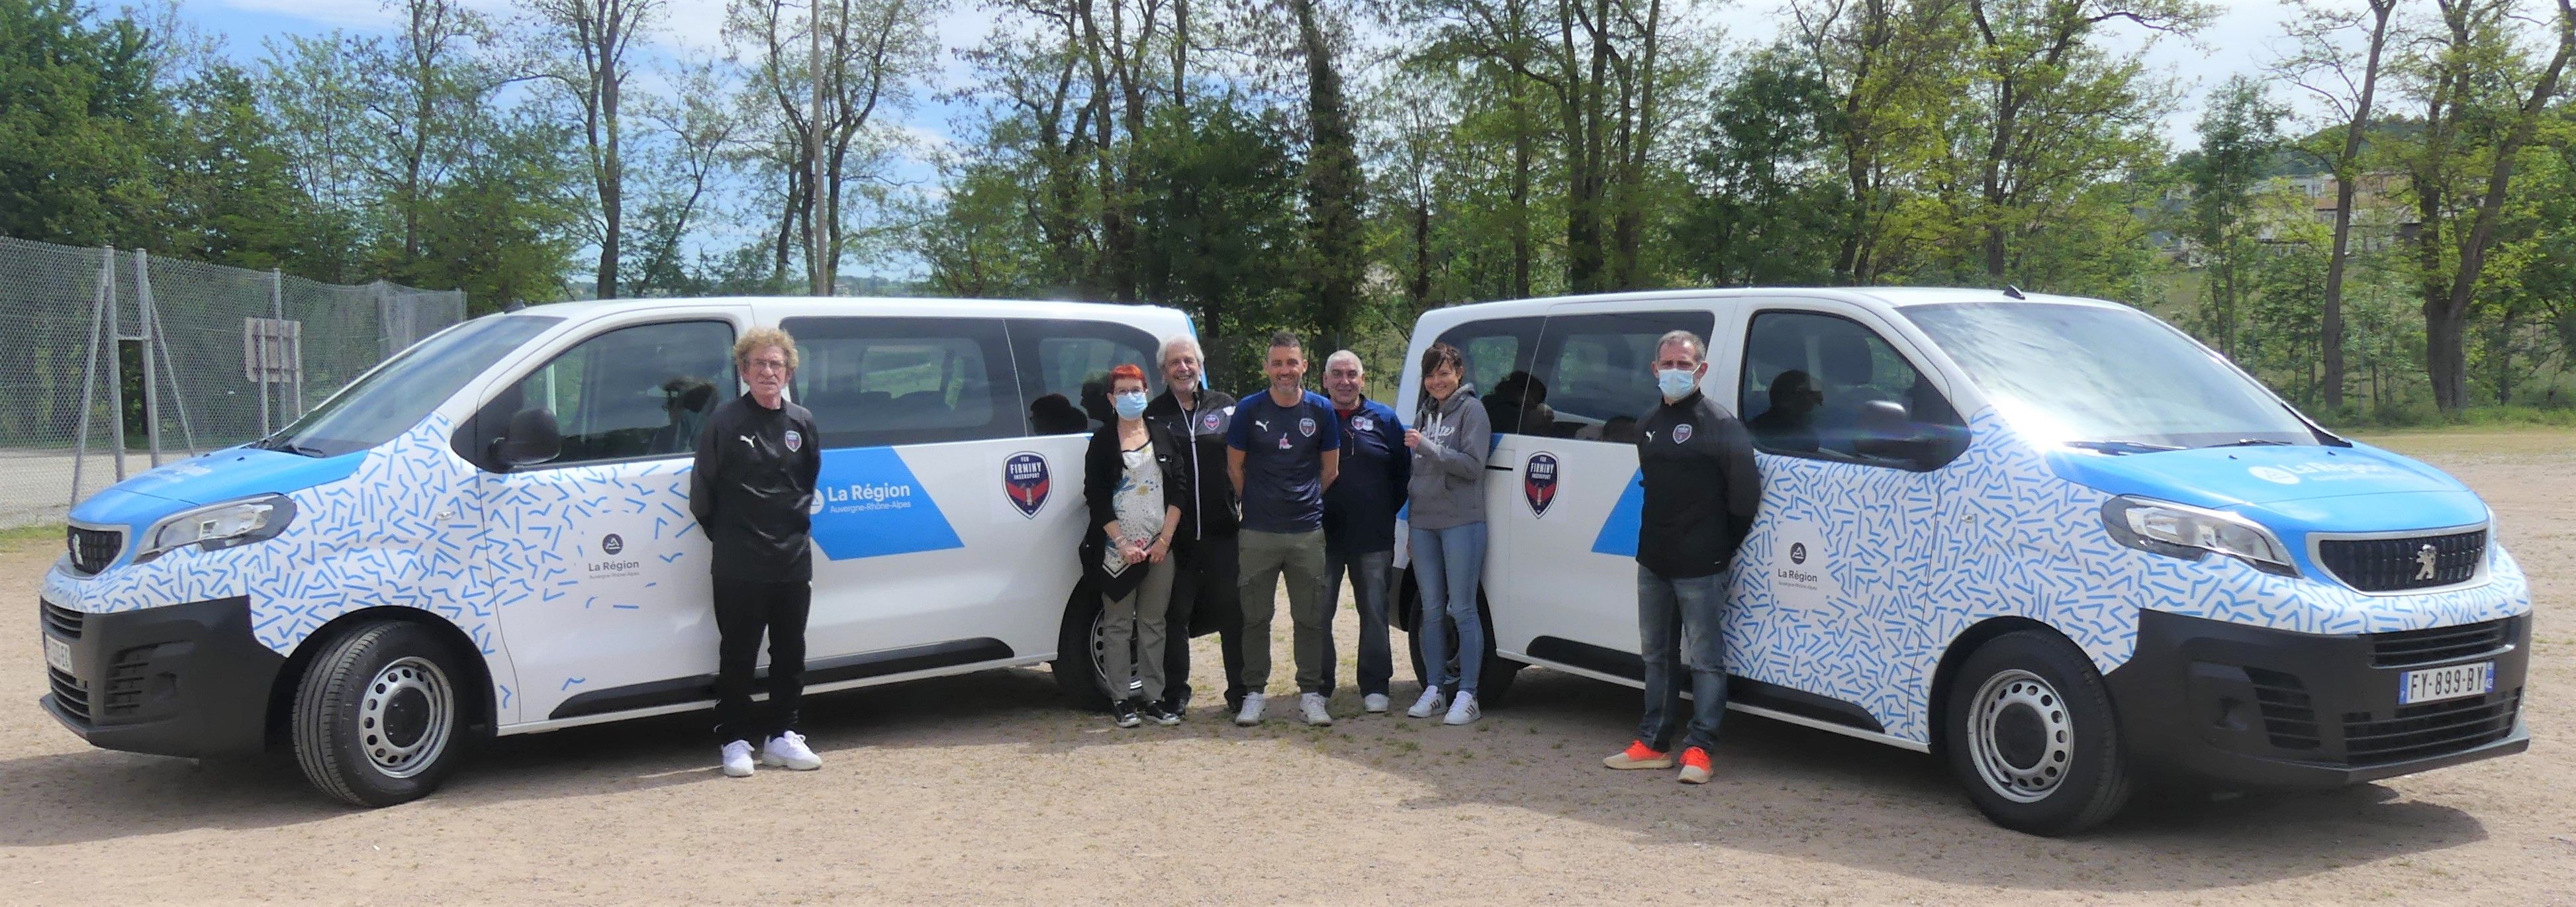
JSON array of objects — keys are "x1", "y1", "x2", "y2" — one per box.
[
  {"x1": 2208, "y1": 438, "x2": 2293, "y2": 448},
  {"x1": 254, "y1": 435, "x2": 329, "y2": 457},
  {"x1": 2064, "y1": 440, "x2": 2182, "y2": 455}
]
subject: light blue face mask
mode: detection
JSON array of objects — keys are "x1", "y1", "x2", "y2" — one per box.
[
  {"x1": 1113, "y1": 391, "x2": 1149, "y2": 420},
  {"x1": 1656, "y1": 368, "x2": 1698, "y2": 400}
]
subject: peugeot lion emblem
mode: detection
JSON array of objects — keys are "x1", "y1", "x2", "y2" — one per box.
[{"x1": 2414, "y1": 544, "x2": 2438, "y2": 581}]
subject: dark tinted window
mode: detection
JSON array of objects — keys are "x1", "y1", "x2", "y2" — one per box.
[
  {"x1": 1741, "y1": 310, "x2": 1964, "y2": 469},
  {"x1": 1008, "y1": 318, "x2": 1161, "y2": 434},
  {"x1": 1523, "y1": 310, "x2": 1715, "y2": 440},
  {"x1": 784, "y1": 316, "x2": 1021, "y2": 448},
  {"x1": 515, "y1": 320, "x2": 736, "y2": 465},
  {"x1": 1432, "y1": 316, "x2": 1539, "y2": 433}
]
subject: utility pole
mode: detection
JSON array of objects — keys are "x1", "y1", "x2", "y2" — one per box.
[{"x1": 809, "y1": 0, "x2": 829, "y2": 297}]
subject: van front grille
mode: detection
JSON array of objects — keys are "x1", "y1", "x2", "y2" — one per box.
[
  {"x1": 2316, "y1": 530, "x2": 2484, "y2": 593},
  {"x1": 47, "y1": 668, "x2": 89, "y2": 726},
  {"x1": 41, "y1": 600, "x2": 83, "y2": 640},
  {"x1": 2369, "y1": 619, "x2": 2512, "y2": 668},
  {"x1": 66, "y1": 526, "x2": 120, "y2": 575},
  {"x1": 2344, "y1": 689, "x2": 2521, "y2": 766}
]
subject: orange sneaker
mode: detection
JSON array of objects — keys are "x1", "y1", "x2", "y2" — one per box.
[
  {"x1": 1677, "y1": 746, "x2": 1713, "y2": 785},
  {"x1": 1603, "y1": 740, "x2": 1674, "y2": 770}
]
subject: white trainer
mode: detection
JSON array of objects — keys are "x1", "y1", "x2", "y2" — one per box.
[
  {"x1": 1234, "y1": 692, "x2": 1266, "y2": 726},
  {"x1": 1300, "y1": 692, "x2": 1334, "y2": 726},
  {"x1": 1443, "y1": 692, "x2": 1480, "y2": 726},
  {"x1": 1362, "y1": 692, "x2": 1391, "y2": 714},
  {"x1": 760, "y1": 730, "x2": 822, "y2": 771},
  {"x1": 720, "y1": 740, "x2": 755, "y2": 777},
  {"x1": 1406, "y1": 686, "x2": 1446, "y2": 719}
]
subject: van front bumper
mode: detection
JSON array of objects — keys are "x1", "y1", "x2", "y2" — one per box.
[
  {"x1": 2103, "y1": 608, "x2": 2530, "y2": 788},
  {"x1": 38, "y1": 592, "x2": 283, "y2": 758}
]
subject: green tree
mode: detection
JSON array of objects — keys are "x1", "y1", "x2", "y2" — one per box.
[
  {"x1": 0, "y1": 0, "x2": 164, "y2": 247},
  {"x1": 1673, "y1": 44, "x2": 1848, "y2": 287},
  {"x1": 2184, "y1": 75, "x2": 2286, "y2": 359}
]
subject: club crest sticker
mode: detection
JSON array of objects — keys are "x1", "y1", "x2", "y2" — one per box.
[
  {"x1": 784, "y1": 429, "x2": 803, "y2": 452},
  {"x1": 1200, "y1": 411, "x2": 1223, "y2": 434},
  {"x1": 1672, "y1": 424, "x2": 1693, "y2": 444},
  {"x1": 1298, "y1": 417, "x2": 1317, "y2": 438},
  {"x1": 1524, "y1": 452, "x2": 1559, "y2": 517},
  {"x1": 1003, "y1": 452, "x2": 1050, "y2": 518}
]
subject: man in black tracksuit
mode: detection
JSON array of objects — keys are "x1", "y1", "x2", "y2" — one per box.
[
  {"x1": 690, "y1": 328, "x2": 824, "y2": 777},
  {"x1": 1143, "y1": 335, "x2": 1249, "y2": 715},
  {"x1": 1602, "y1": 329, "x2": 1761, "y2": 786}
]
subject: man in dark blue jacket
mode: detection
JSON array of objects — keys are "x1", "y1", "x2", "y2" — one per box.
[{"x1": 1319, "y1": 350, "x2": 1409, "y2": 713}]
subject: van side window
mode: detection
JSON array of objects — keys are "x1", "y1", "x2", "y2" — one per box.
[
  {"x1": 783, "y1": 316, "x2": 1021, "y2": 448},
  {"x1": 1433, "y1": 316, "x2": 1539, "y2": 435},
  {"x1": 512, "y1": 319, "x2": 737, "y2": 465},
  {"x1": 1739, "y1": 310, "x2": 1966, "y2": 470},
  {"x1": 1523, "y1": 310, "x2": 1716, "y2": 442},
  {"x1": 1008, "y1": 318, "x2": 1159, "y2": 434}
]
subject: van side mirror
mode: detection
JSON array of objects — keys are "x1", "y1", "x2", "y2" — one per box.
[
  {"x1": 1852, "y1": 399, "x2": 1938, "y2": 468},
  {"x1": 490, "y1": 407, "x2": 561, "y2": 469}
]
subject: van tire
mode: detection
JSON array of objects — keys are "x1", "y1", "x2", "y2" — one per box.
[
  {"x1": 1405, "y1": 589, "x2": 1521, "y2": 707},
  {"x1": 1053, "y1": 588, "x2": 1116, "y2": 711},
  {"x1": 1943, "y1": 630, "x2": 2132, "y2": 836},
  {"x1": 290, "y1": 621, "x2": 468, "y2": 808}
]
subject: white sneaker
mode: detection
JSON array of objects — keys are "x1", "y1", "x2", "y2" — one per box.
[
  {"x1": 1362, "y1": 692, "x2": 1391, "y2": 714},
  {"x1": 1300, "y1": 692, "x2": 1334, "y2": 726},
  {"x1": 1443, "y1": 692, "x2": 1480, "y2": 726},
  {"x1": 720, "y1": 740, "x2": 755, "y2": 777},
  {"x1": 760, "y1": 730, "x2": 822, "y2": 771},
  {"x1": 1235, "y1": 692, "x2": 1266, "y2": 726},
  {"x1": 1406, "y1": 686, "x2": 1446, "y2": 719}
]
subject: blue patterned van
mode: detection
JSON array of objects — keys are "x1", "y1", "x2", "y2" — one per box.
[
  {"x1": 40, "y1": 297, "x2": 1190, "y2": 805},
  {"x1": 1394, "y1": 288, "x2": 2530, "y2": 835}
]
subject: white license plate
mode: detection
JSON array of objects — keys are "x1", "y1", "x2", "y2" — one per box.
[
  {"x1": 43, "y1": 634, "x2": 73, "y2": 675},
  {"x1": 2399, "y1": 661, "x2": 2495, "y2": 705}
]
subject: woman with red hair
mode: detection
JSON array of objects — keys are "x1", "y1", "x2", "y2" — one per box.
[{"x1": 1080, "y1": 363, "x2": 1193, "y2": 727}]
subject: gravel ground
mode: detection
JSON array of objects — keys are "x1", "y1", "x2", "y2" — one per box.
[{"x1": 1, "y1": 429, "x2": 2570, "y2": 905}]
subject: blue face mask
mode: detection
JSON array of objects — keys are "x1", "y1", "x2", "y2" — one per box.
[
  {"x1": 1656, "y1": 368, "x2": 1698, "y2": 400},
  {"x1": 1113, "y1": 391, "x2": 1149, "y2": 420}
]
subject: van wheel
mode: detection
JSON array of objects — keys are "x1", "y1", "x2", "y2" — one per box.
[
  {"x1": 1051, "y1": 589, "x2": 1123, "y2": 711},
  {"x1": 291, "y1": 622, "x2": 467, "y2": 808},
  {"x1": 1944, "y1": 630, "x2": 2132, "y2": 836},
  {"x1": 1404, "y1": 589, "x2": 1521, "y2": 707}
]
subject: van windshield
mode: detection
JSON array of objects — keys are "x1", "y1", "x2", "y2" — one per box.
[
  {"x1": 1901, "y1": 302, "x2": 2322, "y2": 450},
  {"x1": 258, "y1": 314, "x2": 561, "y2": 458}
]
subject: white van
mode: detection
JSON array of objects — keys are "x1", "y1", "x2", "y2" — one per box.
[
  {"x1": 1394, "y1": 288, "x2": 2532, "y2": 835},
  {"x1": 41, "y1": 297, "x2": 1186, "y2": 804}
]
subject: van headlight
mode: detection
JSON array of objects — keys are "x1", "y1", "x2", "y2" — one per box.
[
  {"x1": 2100, "y1": 496, "x2": 2295, "y2": 577},
  {"x1": 136, "y1": 495, "x2": 297, "y2": 563}
]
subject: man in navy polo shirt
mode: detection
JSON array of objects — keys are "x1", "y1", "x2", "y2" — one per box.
[
  {"x1": 1319, "y1": 350, "x2": 1408, "y2": 714},
  {"x1": 1226, "y1": 331, "x2": 1341, "y2": 726}
]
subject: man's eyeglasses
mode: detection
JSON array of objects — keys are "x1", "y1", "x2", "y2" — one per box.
[{"x1": 746, "y1": 358, "x2": 790, "y2": 373}]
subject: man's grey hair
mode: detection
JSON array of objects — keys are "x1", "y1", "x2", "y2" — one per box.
[
  {"x1": 1324, "y1": 350, "x2": 1364, "y2": 373},
  {"x1": 1157, "y1": 334, "x2": 1204, "y2": 367},
  {"x1": 1655, "y1": 330, "x2": 1707, "y2": 365}
]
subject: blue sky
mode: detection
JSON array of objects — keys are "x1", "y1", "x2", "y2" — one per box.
[{"x1": 169, "y1": 0, "x2": 2309, "y2": 282}]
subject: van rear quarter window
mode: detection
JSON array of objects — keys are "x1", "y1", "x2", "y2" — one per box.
[{"x1": 783, "y1": 316, "x2": 1022, "y2": 448}]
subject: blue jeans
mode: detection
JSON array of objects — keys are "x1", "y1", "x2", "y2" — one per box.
[
  {"x1": 1321, "y1": 549, "x2": 1394, "y2": 697},
  {"x1": 1411, "y1": 522, "x2": 1488, "y2": 694},
  {"x1": 1637, "y1": 565, "x2": 1728, "y2": 753}
]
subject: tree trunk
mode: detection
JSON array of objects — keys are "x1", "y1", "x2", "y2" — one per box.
[
  {"x1": 2426, "y1": 0, "x2": 2573, "y2": 412},
  {"x1": 1296, "y1": 0, "x2": 1364, "y2": 352},
  {"x1": 2320, "y1": 0, "x2": 2394, "y2": 410}
]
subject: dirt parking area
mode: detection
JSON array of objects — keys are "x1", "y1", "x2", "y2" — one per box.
[{"x1": 1, "y1": 429, "x2": 2571, "y2": 905}]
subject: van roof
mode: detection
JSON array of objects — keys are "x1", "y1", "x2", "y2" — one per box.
[
  {"x1": 508, "y1": 295, "x2": 1191, "y2": 322},
  {"x1": 1414, "y1": 286, "x2": 2123, "y2": 320}
]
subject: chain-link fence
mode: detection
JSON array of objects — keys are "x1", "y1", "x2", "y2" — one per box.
[{"x1": 0, "y1": 236, "x2": 465, "y2": 529}]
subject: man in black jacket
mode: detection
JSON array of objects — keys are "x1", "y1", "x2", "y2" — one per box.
[
  {"x1": 1602, "y1": 329, "x2": 1760, "y2": 786},
  {"x1": 690, "y1": 326, "x2": 824, "y2": 778},
  {"x1": 1141, "y1": 335, "x2": 1247, "y2": 716}
]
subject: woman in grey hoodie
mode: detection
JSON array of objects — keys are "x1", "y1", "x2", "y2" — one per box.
[{"x1": 1403, "y1": 342, "x2": 1493, "y2": 725}]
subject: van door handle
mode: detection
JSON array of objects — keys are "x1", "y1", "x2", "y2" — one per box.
[{"x1": 1486, "y1": 465, "x2": 1515, "y2": 473}]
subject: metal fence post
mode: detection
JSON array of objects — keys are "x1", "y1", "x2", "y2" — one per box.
[
  {"x1": 135, "y1": 250, "x2": 162, "y2": 467},
  {"x1": 262, "y1": 269, "x2": 279, "y2": 435},
  {"x1": 103, "y1": 248, "x2": 126, "y2": 481},
  {"x1": 70, "y1": 246, "x2": 112, "y2": 511}
]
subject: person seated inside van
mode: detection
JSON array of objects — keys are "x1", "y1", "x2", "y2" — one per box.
[
  {"x1": 1030, "y1": 393, "x2": 1090, "y2": 434},
  {"x1": 651, "y1": 377, "x2": 718, "y2": 454},
  {"x1": 1487, "y1": 371, "x2": 1556, "y2": 437},
  {"x1": 1747, "y1": 369, "x2": 1822, "y2": 454}
]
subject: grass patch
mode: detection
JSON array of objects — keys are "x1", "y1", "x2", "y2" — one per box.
[
  {"x1": 0, "y1": 524, "x2": 59, "y2": 554},
  {"x1": 2321, "y1": 404, "x2": 2576, "y2": 432}
]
